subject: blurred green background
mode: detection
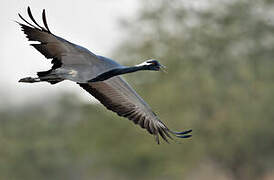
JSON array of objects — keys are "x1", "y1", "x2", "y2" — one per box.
[{"x1": 1, "y1": 0, "x2": 274, "y2": 179}]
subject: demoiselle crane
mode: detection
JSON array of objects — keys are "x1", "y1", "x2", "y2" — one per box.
[{"x1": 17, "y1": 7, "x2": 192, "y2": 144}]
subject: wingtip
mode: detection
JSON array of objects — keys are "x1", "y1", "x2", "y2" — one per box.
[
  {"x1": 27, "y1": 6, "x2": 46, "y2": 31},
  {"x1": 42, "y1": 8, "x2": 51, "y2": 33},
  {"x1": 169, "y1": 129, "x2": 192, "y2": 139},
  {"x1": 154, "y1": 128, "x2": 192, "y2": 144},
  {"x1": 176, "y1": 134, "x2": 192, "y2": 138},
  {"x1": 18, "y1": 13, "x2": 23, "y2": 21},
  {"x1": 13, "y1": 18, "x2": 20, "y2": 25},
  {"x1": 171, "y1": 129, "x2": 192, "y2": 135},
  {"x1": 27, "y1": 6, "x2": 31, "y2": 16}
]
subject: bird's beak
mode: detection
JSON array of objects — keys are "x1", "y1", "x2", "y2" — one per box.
[{"x1": 159, "y1": 64, "x2": 167, "y2": 73}]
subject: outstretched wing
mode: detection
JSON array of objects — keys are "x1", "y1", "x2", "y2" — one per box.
[
  {"x1": 17, "y1": 7, "x2": 120, "y2": 78},
  {"x1": 79, "y1": 76, "x2": 192, "y2": 144},
  {"x1": 17, "y1": 7, "x2": 80, "y2": 69}
]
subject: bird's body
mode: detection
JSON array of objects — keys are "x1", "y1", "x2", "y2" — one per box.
[{"x1": 18, "y1": 7, "x2": 192, "y2": 143}]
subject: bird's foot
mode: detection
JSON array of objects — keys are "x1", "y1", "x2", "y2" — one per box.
[{"x1": 19, "y1": 77, "x2": 40, "y2": 83}]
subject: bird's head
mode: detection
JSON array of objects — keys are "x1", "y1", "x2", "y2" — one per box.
[{"x1": 137, "y1": 59, "x2": 166, "y2": 71}]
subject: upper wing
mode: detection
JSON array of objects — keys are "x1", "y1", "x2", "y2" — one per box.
[
  {"x1": 17, "y1": 7, "x2": 119, "y2": 77},
  {"x1": 17, "y1": 7, "x2": 81, "y2": 68},
  {"x1": 78, "y1": 76, "x2": 192, "y2": 144}
]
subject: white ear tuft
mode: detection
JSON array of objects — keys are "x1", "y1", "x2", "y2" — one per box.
[{"x1": 136, "y1": 61, "x2": 152, "y2": 67}]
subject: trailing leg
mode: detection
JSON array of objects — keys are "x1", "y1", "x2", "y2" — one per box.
[
  {"x1": 19, "y1": 77, "x2": 41, "y2": 83},
  {"x1": 19, "y1": 70, "x2": 64, "y2": 84}
]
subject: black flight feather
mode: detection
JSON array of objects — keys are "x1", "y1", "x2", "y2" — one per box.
[
  {"x1": 18, "y1": 13, "x2": 37, "y2": 29},
  {"x1": 42, "y1": 9, "x2": 51, "y2": 33},
  {"x1": 27, "y1": 6, "x2": 46, "y2": 31}
]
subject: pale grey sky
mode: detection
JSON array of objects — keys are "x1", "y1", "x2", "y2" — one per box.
[{"x1": 0, "y1": 0, "x2": 138, "y2": 106}]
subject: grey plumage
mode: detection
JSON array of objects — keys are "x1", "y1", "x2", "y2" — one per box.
[{"x1": 18, "y1": 7, "x2": 192, "y2": 143}]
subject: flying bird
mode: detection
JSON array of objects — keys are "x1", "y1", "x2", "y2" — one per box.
[{"x1": 17, "y1": 7, "x2": 192, "y2": 144}]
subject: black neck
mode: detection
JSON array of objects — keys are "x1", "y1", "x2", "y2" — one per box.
[
  {"x1": 89, "y1": 65, "x2": 148, "y2": 82},
  {"x1": 117, "y1": 65, "x2": 148, "y2": 75}
]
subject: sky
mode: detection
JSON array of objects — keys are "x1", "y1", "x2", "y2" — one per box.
[{"x1": 0, "y1": 0, "x2": 138, "y2": 106}]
